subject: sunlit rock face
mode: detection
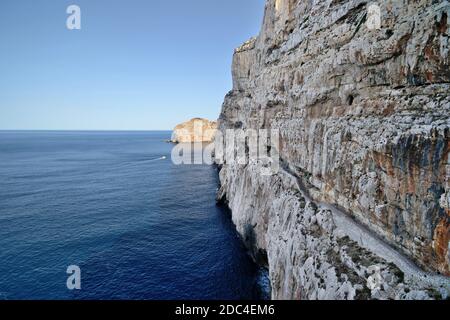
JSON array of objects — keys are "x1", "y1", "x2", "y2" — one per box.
[
  {"x1": 171, "y1": 118, "x2": 217, "y2": 143},
  {"x1": 217, "y1": 0, "x2": 450, "y2": 299}
]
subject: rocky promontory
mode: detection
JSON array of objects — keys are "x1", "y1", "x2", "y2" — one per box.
[{"x1": 171, "y1": 118, "x2": 217, "y2": 143}]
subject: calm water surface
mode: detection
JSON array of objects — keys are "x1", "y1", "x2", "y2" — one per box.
[{"x1": 0, "y1": 131, "x2": 262, "y2": 300}]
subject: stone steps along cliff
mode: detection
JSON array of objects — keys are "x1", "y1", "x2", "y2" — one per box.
[{"x1": 217, "y1": 0, "x2": 450, "y2": 300}]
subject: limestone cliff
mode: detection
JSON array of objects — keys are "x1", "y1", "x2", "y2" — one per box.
[
  {"x1": 217, "y1": 0, "x2": 450, "y2": 299},
  {"x1": 171, "y1": 118, "x2": 217, "y2": 143}
]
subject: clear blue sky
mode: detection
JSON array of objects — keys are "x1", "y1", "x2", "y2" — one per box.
[{"x1": 0, "y1": 0, "x2": 264, "y2": 130}]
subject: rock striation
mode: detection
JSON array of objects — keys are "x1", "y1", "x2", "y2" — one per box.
[
  {"x1": 171, "y1": 118, "x2": 217, "y2": 143},
  {"x1": 217, "y1": 0, "x2": 450, "y2": 299}
]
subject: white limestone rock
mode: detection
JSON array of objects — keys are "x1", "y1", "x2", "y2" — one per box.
[{"x1": 217, "y1": 0, "x2": 450, "y2": 299}]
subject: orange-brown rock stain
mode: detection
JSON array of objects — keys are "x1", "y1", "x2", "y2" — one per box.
[{"x1": 433, "y1": 216, "x2": 450, "y2": 276}]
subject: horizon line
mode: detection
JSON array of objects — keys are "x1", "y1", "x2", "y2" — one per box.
[{"x1": 0, "y1": 129, "x2": 173, "y2": 132}]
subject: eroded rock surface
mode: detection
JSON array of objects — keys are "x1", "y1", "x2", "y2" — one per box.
[{"x1": 217, "y1": 0, "x2": 450, "y2": 299}]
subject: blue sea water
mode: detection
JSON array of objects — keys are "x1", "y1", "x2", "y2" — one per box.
[{"x1": 0, "y1": 131, "x2": 262, "y2": 300}]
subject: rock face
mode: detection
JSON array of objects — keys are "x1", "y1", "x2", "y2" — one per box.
[
  {"x1": 217, "y1": 0, "x2": 450, "y2": 299},
  {"x1": 171, "y1": 118, "x2": 217, "y2": 143}
]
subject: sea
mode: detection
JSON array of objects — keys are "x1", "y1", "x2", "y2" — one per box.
[{"x1": 0, "y1": 131, "x2": 268, "y2": 300}]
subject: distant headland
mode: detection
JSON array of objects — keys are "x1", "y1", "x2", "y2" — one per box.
[{"x1": 170, "y1": 118, "x2": 217, "y2": 143}]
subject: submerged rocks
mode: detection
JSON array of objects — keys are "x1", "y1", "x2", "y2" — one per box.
[
  {"x1": 171, "y1": 118, "x2": 217, "y2": 143},
  {"x1": 217, "y1": 0, "x2": 450, "y2": 299}
]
